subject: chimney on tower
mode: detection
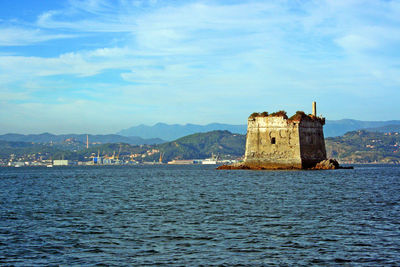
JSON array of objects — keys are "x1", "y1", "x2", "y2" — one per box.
[{"x1": 312, "y1": 101, "x2": 317, "y2": 116}]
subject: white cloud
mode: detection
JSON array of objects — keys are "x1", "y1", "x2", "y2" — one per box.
[
  {"x1": 335, "y1": 34, "x2": 378, "y2": 52},
  {"x1": 68, "y1": 0, "x2": 115, "y2": 14},
  {"x1": 1, "y1": 0, "x2": 400, "y2": 132},
  {"x1": 0, "y1": 47, "x2": 140, "y2": 82},
  {"x1": 2, "y1": 0, "x2": 399, "y2": 85},
  {"x1": 0, "y1": 27, "x2": 75, "y2": 46},
  {"x1": 3, "y1": 0, "x2": 400, "y2": 89}
]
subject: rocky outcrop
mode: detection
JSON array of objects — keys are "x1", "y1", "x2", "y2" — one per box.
[
  {"x1": 312, "y1": 159, "x2": 340, "y2": 170},
  {"x1": 217, "y1": 162, "x2": 308, "y2": 170},
  {"x1": 216, "y1": 162, "x2": 296, "y2": 170},
  {"x1": 217, "y1": 158, "x2": 353, "y2": 170},
  {"x1": 312, "y1": 159, "x2": 353, "y2": 170},
  {"x1": 216, "y1": 163, "x2": 250, "y2": 170}
]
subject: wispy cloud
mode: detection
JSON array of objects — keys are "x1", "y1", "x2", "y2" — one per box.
[
  {"x1": 0, "y1": 47, "x2": 137, "y2": 81},
  {"x1": 0, "y1": 27, "x2": 75, "y2": 46},
  {"x1": 1, "y1": 0, "x2": 400, "y2": 133}
]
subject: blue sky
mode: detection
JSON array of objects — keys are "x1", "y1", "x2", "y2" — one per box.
[{"x1": 1, "y1": 0, "x2": 399, "y2": 134}]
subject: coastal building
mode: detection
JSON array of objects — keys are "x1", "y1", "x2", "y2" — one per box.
[
  {"x1": 167, "y1": 159, "x2": 195, "y2": 165},
  {"x1": 53, "y1": 160, "x2": 69, "y2": 166},
  {"x1": 243, "y1": 102, "x2": 327, "y2": 169}
]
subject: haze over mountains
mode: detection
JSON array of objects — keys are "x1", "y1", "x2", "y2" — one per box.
[
  {"x1": 324, "y1": 120, "x2": 400, "y2": 137},
  {"x1": 1, "y1": 119, "x2": 400, "y2": 145},
  {"x1": 118, "y1": 119, "x2": 400, "y2": 141},
  {"x1": 0, "y1": 133, "x2": 164, "y2": 145},
  {"x1": 117, "y1": 123, "x2": 246, "y2": 141}
]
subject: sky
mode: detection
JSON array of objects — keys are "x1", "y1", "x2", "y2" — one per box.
[{"x1": 0, "y1": 0, "x2": 399, "y2": 134}]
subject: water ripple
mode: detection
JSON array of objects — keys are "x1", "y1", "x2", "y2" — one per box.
[{"x1": 0, "y1": 165, "x2": 399, "y2": 265}]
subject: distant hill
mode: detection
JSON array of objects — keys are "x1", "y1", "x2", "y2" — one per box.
[
  {"x1": 326, "y1": 130, "x2": 400, "y2": 163},
  {"x1": 118, "y1": 120, "x2": 400, "y2": 140},
  {"x1": 2, "y1": 129, "x2": 400, "y2": 164},
  {"x1": 324, "y1": 119, "x2": 400, "y2": 137},
  {"x1": 0, "y1": 140, "x2": 63, "y2": 159},
  {"x1": 0, "y1": 133, "x2": 165, "y2": 145},
  {"x1": 0, "y1": 139, "x2": 156, "y2": 162},
  {"x1": 155, "y1": 130, "x2": 246, "y2": 162},
  {"x1": 117, "y1": 123, "x2": 247, "y2": 141},
  {"x1": 364, "y1": 124, "x2": 400, "y2": 133},
  {"x1": 0, "y1": 131, "x2": 246, "y2": 163}
]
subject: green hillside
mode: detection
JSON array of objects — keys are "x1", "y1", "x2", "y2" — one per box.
[
  {"x1": 0, "y1": 140, "x2": 61, "y2": 159},
  {"x1": 2, "y1": 129, "x2": 400, "y2": 164},
  {"x1": 155, "y1": 130, "x2": 246, "y2": 162},
  {"x1": 326, "y1": 130, "x2": 400, "y2": 163},
  {"x1": 0, "y1": 131, "x2": 246, "y2": 164}
]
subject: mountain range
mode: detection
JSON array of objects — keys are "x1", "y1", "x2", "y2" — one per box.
[
  {"x1": 117, "y1": 123, "x2": 246, "y2": 141},
  {"x1": 0, "y1": 133, "x2": 164, "y2": 145},
  {"x1": 118, "y1": 119, "x2": 400, "y2": 140},
  {"x1": 2, "y1": 119, "x2": 400, "y2": 145},
  {"x1": 2, "y1": 129, "x2": 399, "y2": 164},
  {"x1": 324, "y1": 120, "x2": 400, "y2": 137},
  {"x1": 156, "y1": 130, "x2": 245, "y2": 161}
]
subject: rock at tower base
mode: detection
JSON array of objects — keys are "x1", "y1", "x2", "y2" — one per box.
[{"x1": 217, "y1": 158, "x2": 349, "y2": 170}]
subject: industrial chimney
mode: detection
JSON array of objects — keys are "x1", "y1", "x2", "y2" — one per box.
[{"x1": 312, "y1": 101, "x2": 317, "y2": 117}]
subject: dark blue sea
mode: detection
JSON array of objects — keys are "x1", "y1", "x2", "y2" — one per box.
[{"x1": 1, "y1": 165, "x2": 399, "y2": 266}]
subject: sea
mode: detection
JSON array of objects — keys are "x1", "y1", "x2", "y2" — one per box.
[{"x1": 0, "y1": 165, "x2": 399, "y2": 266}]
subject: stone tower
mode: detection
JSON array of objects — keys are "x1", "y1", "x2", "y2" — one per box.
[{"x1": 244, "y1": 103, "x2": 326, "y2": 169}]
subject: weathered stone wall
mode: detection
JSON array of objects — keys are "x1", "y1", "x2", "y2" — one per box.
[
  {"x1": 298, "y1": 120, "x2": 327, "y2": 168},
  {"x1": 244, "y1": 116, "x2": 302, "y2": 169},
  {"x1": 244, "y1": 116, "x2": 326, "y2": 169}
]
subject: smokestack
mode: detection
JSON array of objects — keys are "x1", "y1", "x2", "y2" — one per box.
[
  {"x1": 312, "y1": 101, "x2": 317, "y2": 116},
  {"x1": 86, "y1": 135, "x2": 89, "y2": 149}
]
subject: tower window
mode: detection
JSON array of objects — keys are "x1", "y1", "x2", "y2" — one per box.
[{"x1": 271, "y1": 137, "x2": 276, "y2": 144}]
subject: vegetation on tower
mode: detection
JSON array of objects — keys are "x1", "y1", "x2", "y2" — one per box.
[{"x1": 248, "y1": 110, "x2": 325, "y2": 124}]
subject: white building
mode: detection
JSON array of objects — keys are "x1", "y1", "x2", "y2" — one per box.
[{"x1": 53, "y1": 160, "x2": 69, "y2": 166}]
